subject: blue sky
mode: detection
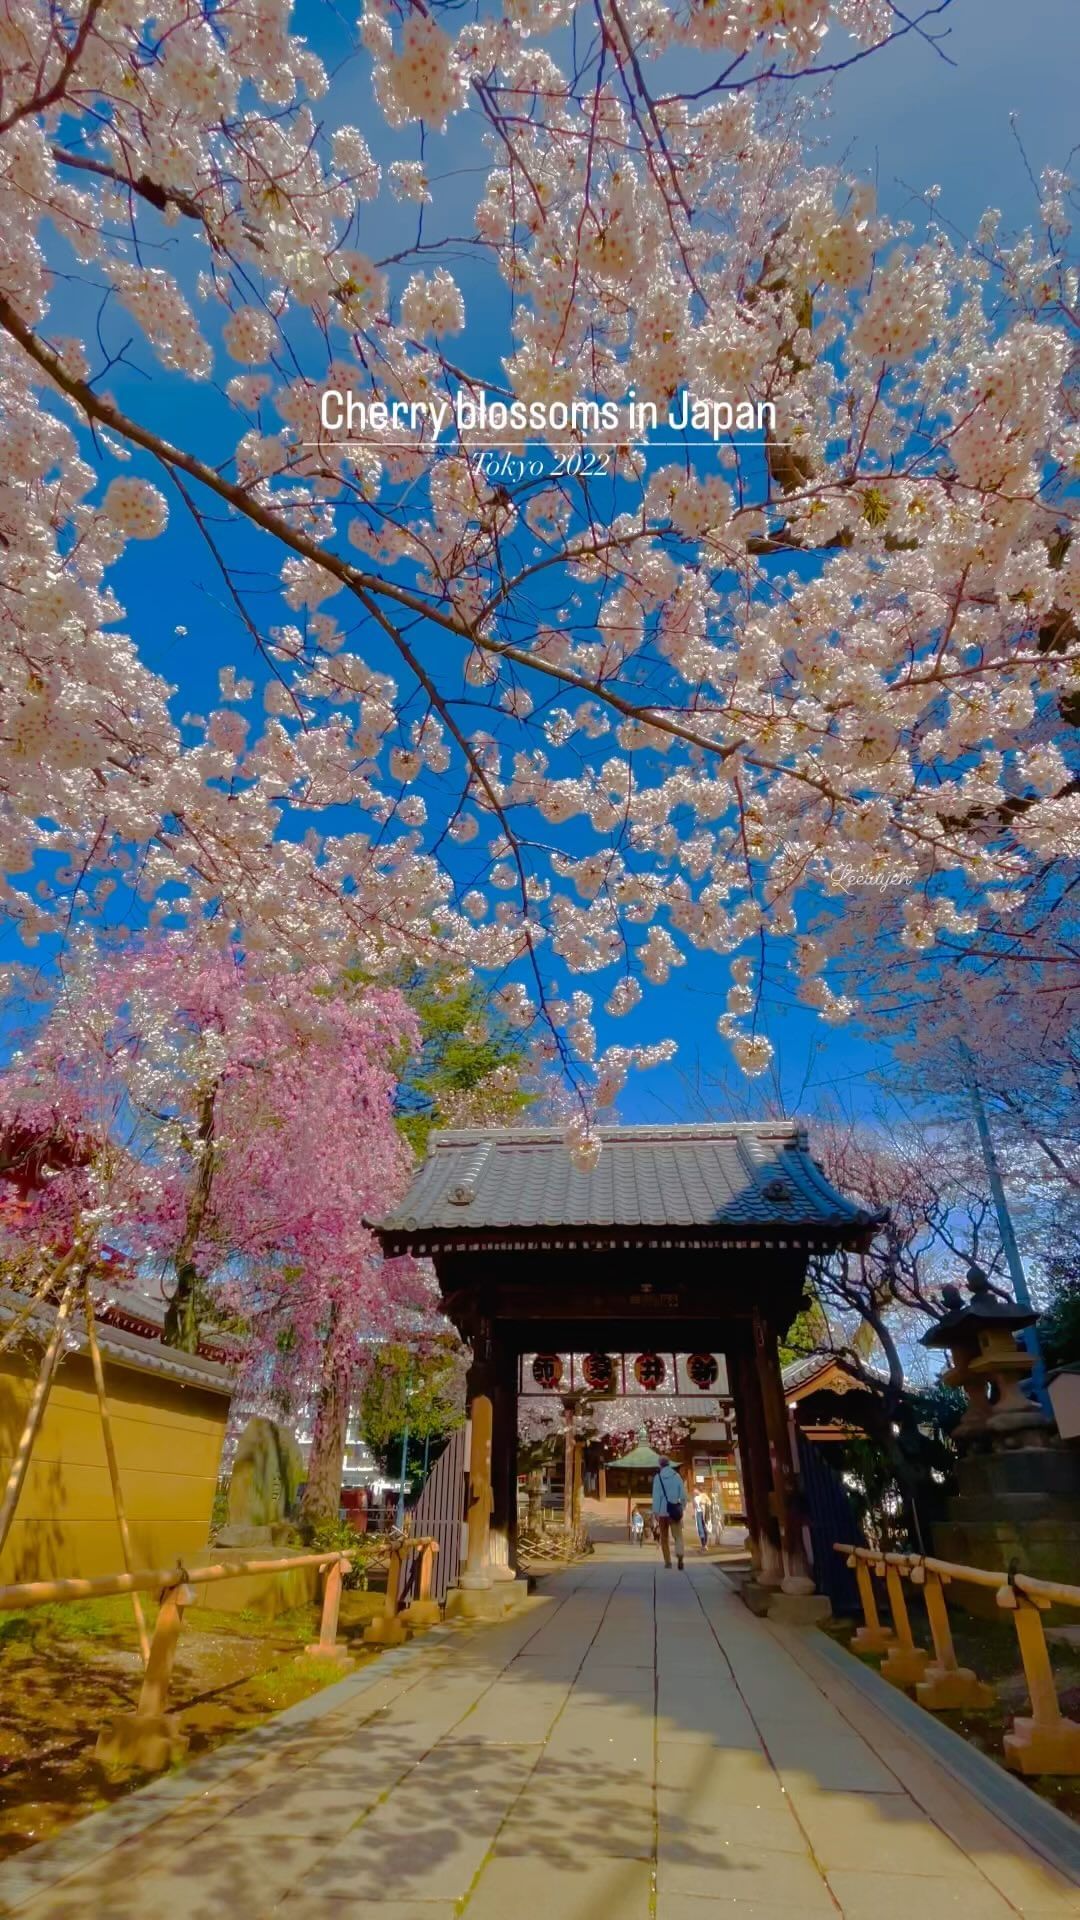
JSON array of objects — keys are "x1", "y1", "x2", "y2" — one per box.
[{"x1": 20, "y1": 0, "x2": 1074, "y2": 1126}]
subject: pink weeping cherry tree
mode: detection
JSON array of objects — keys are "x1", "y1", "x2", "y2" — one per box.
[{"x1": 0, "y1": 933, "x2": 425, "y2": 1520}]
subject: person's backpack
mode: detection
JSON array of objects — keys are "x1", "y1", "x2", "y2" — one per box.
[{"x1": 659, "y1": 1470, "x2": 684, "y2": 1524}]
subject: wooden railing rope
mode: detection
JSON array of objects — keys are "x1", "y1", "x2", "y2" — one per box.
[
  {"x1": 835, "y1": 1543, "x2": 1080, "y2": 1775},
  {"x1": 0, "y1": 1536, "x2": 445, "y2": 1775},
  {"x1": 0, "y1": 1548, "x2": 346, "y2": 1614}
]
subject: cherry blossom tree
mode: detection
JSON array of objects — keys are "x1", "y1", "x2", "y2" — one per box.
[
  {"x1": 0, "y1": 0, "x2": 1076, "y2": 1155},
  {"x1": 0, "y1": 932, "x2": 424, "y2": 1514}
]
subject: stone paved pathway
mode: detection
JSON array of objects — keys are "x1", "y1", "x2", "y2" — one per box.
[{"x1": 3, "y1": 1546, "x2": 1079, "y2": 1920}]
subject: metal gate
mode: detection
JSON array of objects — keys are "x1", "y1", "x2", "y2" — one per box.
[
  {"x1": 796, "y1": 1431, "x2": 863, "y2": 1616},
  {"x1": 395, "y1": 1422, "x2": 468, "y2": 1605}
]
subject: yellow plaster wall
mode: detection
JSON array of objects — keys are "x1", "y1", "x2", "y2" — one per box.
[{"x1": 0, "y1": 1350, "x2": 230, "y2": 1585}]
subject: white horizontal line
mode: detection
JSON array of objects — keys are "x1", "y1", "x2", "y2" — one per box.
[{"x1": 297, "y1": 440, "x2": 789, "y2": 449}]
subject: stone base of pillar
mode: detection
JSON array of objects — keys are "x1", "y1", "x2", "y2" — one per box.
[
  {"x1": 362, "y1": 1614, "x2": 409, "y2": 1647},
  {"x1": 457, "y1": 1569, "x2": 494, "y2": 1591},
  {"x1": 488, "y1": 1531, "x2": 517, "y2": 1582},
  {"x1": 880, "y1": 1644, "x2": 931, "y2": 1689},
  {"x1": 1004, "y1": 1714, "x2": 1080, "y2": 1775},
  {"x1": 499, "y1": 1577, "x2": 531, "y2": 1612},
  {"x1": 740, "y1": 1581, "x2": 778, "y2": 1617},
  {"x1": 302, "y1": 1640, "x2": 352, "y2": 1665},
  {"x1": 852, "y1": 1624, "x2": 896, "y2": 1654},
  {"x1": 780, "y1": 1574, "x2": 817, "y2": 1597},
  {"x1": 445, "y1": 1578, "x2": 530, "y2": 1622},
  {"x1": 755, "y1": 1542, "x2": 785, "y2": 1588},
  {"x1": 96, "y1": 1712, "x2": 188, "y2": 1774},
  {"x1": 400, "y1": 1599, "x2": 443, "y2": 1629},
  {"x1": 445, "y1": 1586, "x2": 510, "y2": 1621},
  {"x1": 916, "y1": 1665, "x2": 995, "y2": 1712},
  {"x1": 765, "y1": 1592, "x2": 832, "y2": 1626}
]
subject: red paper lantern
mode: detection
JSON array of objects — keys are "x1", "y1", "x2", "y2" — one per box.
[
  {"x1": 531, "y1": 1353, "x2": 564, "y2": 1390},
  {"x1": 633, "y1": 1352, "x2": 666, "y2": 1392},
  {"x1": 582, "y1": 1353, "x2": 614, "y2": 1391},
  {"x1": 686, "y1": 1352, "x2": 719, "y2": 1390}
]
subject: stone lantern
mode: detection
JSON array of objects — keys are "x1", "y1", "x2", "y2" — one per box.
[
  {"x1": 922, "y1": 1267, "x2": 1080, "y2": 1598},
  {"x1": 921, "y1": 1266, "x2": 1052, "y2": 1451}
]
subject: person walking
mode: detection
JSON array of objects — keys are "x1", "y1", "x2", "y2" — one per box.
[
  {"x1": 651, "y1": 1455, "x2": 688, "y2": 1570},
  {"x1": 694, "y1": 1489, "x2": 709, "y2": 1552}
]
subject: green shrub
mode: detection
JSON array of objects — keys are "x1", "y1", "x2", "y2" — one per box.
[{"x1": 306, "y1": 1517, "x2": 376, "y2": 1589}]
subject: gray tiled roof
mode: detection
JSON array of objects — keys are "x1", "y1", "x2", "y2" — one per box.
[
  {"x1": 377, "y1": 1123, "x2": 877, "y2": 1247},
  {"x1": 0, "y1": 1287, "x2": 235, "y2": 1395},
  {"x1": 781, "y1": 1353, "x2": 887, "y2": 1393}
]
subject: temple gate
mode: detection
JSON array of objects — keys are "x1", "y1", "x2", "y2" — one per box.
[{"x1": 376, "y1": 1122, "x2": 876, "y2": 1607}]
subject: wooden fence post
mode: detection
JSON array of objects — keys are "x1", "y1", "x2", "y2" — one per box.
[
  {"x1": 96, "y1": 1577, "x2": 195, "y2": 1772},
  {"x1": 401, "y1": 1540, "x2": 442, "y2": 1628},
  {"x1": 879, "y1": 1558, "x2": 930, "y2": 1689},
  {"x1": 998, "y1": 1584, "x2": 1080, "y2": 1774},
  {"x1": 304, "y1": 1555, "x2": 351, "y2": 1663},
  {"x1": 910, "y1": 1566, "x2": 993, "y2": 1711},
  {"x1": 84, "y1": 1288, "x2": 150, "y2": 1665},
  {"x1": 364, "y1": 1544, "x2": 409, "y2": 1645},
  {"x1": 848, "y1": 1552, "x2": 896, "y2": 1654}
]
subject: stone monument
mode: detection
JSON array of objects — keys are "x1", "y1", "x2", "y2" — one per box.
[
  {"x1": 217, "y1": 1416, "x2": 305, "y2": 1547},
  {"x1": 194, "y1": 1417, "x2": 316, "y2": 1616},
  {"x1": 923, "y1": 1267, "x2": 1080, "y2": 1608}
]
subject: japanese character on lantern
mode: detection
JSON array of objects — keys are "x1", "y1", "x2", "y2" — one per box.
[
  {"x1": 686, "y1": 1352, "x2": 719, "y2": 1390},
  {"x1": 532, "y1": 1353, "x2": 563, "y2": 1390},
  {"x1": 633, "y1": 1352, "x2": 666, "y2": 1391},
  {"x1": 582, "y1": 1352, "x2": 614, "y2": 1391}
]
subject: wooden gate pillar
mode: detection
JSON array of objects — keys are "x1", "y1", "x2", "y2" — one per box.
[
  {"x1": 752, "y1": 1309, "x2": 816, "y2": 1596},
  {"x1": 459, "y1": 1391, "x2": 494, "y2": 1590},
  {"x1": 728, "y1": 1330, "x2": 784, "y2": 1586},
  {"x1": 489, "y1": 1336, "x2": 518, "y2": 1580}
]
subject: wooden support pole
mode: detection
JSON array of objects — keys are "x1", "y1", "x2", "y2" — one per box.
[
  {"x1": 137, "y1": 1587, "x2": 189, "y2": 1720},
  {"x1": 0, "y1": 1271, "x2": 80, "y2": 1562},
  {"x1": 305, "y1": 1555, "x2": 349, "y2": 1661},
  {"x1": 999, "y1": 1586, "x2": 1080, "y2": 1774},
  {"x1": 460, "y1": 1393, "x2": 494, "y2": 1589},
  {"x1": 96, "y1": 1580, "x2": 195, "y2": 1772},
  {"x1": 418, "y1": 1541, "x2": 436, "y2": 1601},
  {"x1": 879, "y1": 1560, "x2": 930, "y2": 1689},
  {"x1": 401, "y1": 1539, "x2": 442, "y2": 1628},
  {"x1": 911, "y1": 1566, "x2": 994, "y2": 1711},
  {"x1": 363, "y1": 1543, "x2": 409, "y2": 1643},
  {"x1": 0, "y1": 1267, "x2": 68, "y2": 1359},
  {"x1": 729, "y1": 1334, "x2": 782, "y2": 1587},
  {"x1": 752, "y1": 1310, "x2": 813, "y2": 1595},
  {"x1": 83, "y1": 1288, "x2": 150, "y2": 1666},
  {"x1": 489, "y1": 1337, "x2": 518, "y2": 1580},
  {"x1": 849, "y1": 1554, "x2": 896, "y2": 1654}
]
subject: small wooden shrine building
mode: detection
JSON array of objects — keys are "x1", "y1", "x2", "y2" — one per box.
[{"x1": 378, "y1": 1122, "x2": 876, "y2": 1594}]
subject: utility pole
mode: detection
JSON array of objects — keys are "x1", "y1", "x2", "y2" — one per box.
[
  {"x1": 396, "y1": 1423, "x2": 410, "y2": 1530},
  {"x1": 967, "y1": 1071, "x2": 1049, "y2": 1407}
]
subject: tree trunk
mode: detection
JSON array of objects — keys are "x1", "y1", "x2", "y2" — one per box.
[
  {"x1": 860, "y1": 1309, "x2": 927, "y2": 1552},
  {"x1": 300, "y1": 1328, "x2": 352, "y2": 1530},
  {"x1": 162, "y1": 1085, "x2": 216, "y2": 1353}
]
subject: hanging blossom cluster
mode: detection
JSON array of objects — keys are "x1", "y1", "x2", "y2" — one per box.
[
  {"x1": 0, "y1": 933, "x2": 428, "y2": 1388},
  {"x1": 517, "y1": 1384, "x2": 700, "y2": 1454},
  {"x1": 0, "y1": 0, "x2": 1077, "y2": 1163}
]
